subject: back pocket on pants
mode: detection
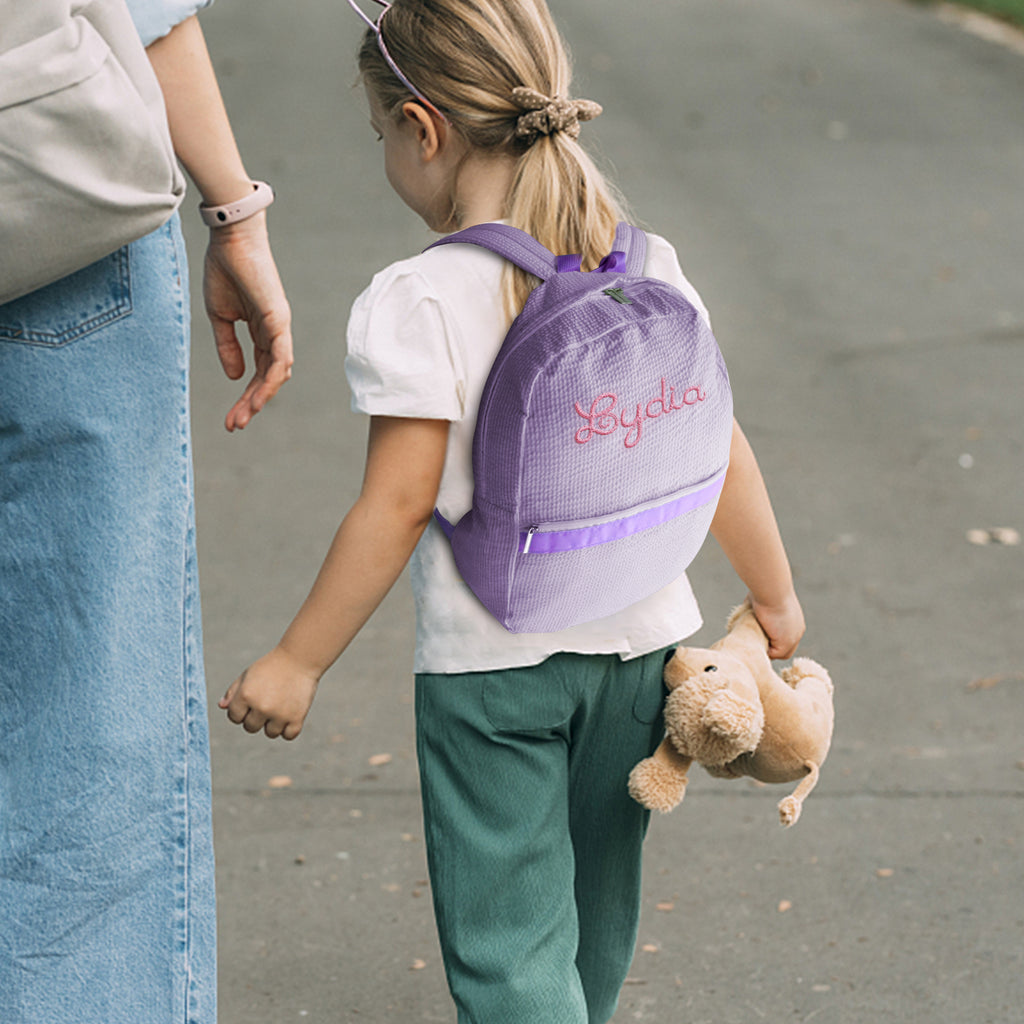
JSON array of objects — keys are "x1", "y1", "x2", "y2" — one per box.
[{"x1": 0, "y1": 246, "x2": 132, "y2": 347}]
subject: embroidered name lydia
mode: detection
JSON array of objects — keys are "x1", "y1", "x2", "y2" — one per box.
[{"x1": 573, "y1": 378, "x2": 706, "y2": 448}]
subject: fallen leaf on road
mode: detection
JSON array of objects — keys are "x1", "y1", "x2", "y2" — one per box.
[
  {"x1": 368, "y1": 753, "x2": 393, "y2": 767},
  {"x1": 268, "y1": 775, "x2": 293, "y2": 789},
  {"x1": 777, "y1": 900, "x2": 793, "y2": 913},
  {"x1": 967, "y1": 672, "x2": 1024, "y2": 691},
  {"x1": 967, "y1": 527, "x2": 1021, "y2": 546},
  {"x1": 411, "y1": 959, "x2": 427, "y2": 971},
  {"x1": 991, "y1": 527, "x2": 1021, "y2": 546}
]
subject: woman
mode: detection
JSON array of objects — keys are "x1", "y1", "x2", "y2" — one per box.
[{"x1": 0, "y1": 2, "x2": 291, "y2": 1020}]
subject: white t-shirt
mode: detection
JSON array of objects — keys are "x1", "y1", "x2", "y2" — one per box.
[{"x1": 346, "y1": 229, "x2": 711, "y2": 674}]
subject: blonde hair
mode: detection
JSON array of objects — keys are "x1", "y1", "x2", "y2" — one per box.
[{"x1": 358, "y1": 0, "x2": 630, "y2": 314}]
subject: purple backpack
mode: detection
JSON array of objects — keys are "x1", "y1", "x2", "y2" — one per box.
[{"x1": 428, "y1": 222, "x2": 733, "y2": 634}]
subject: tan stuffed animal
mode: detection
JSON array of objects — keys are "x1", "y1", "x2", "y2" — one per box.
[{"x1": 629, "y1": 600, "x2": 834, "y2": 826}]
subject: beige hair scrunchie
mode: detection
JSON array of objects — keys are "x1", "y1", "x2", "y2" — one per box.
[{"x1": 511, "y1": 86, "x2": 602, "y2": 142}]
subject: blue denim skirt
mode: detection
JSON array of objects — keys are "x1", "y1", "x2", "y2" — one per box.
[{"x1": 0, "y1": 216, "x2": 216, "y2": 1023}]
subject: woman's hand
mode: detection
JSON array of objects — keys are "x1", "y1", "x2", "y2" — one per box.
[
  {"x1": 219, "y1": 645, "x2": 319, "y2": 740},
  {"x1": 144, "y1": 17, "x2": 295, "y2": 430},
  {"x1": 204, "y1": 212, "x2": 294, "y2": 431}
]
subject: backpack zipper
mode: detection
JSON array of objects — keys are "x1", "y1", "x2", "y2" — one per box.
[{"x1": 518, "y1": 468, "x2": 727, "y2": 555}]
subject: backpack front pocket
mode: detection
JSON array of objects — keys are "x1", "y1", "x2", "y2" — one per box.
[
  {"x1": 503, "y1": 469, "x2": 727, "y2": 634},
  {"x1": 517, "y1": 469, "x2": 727, "y2": 555}
]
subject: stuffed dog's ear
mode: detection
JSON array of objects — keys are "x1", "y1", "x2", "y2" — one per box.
[
  {"x1": 703, "y1": 690, "x2": 763, "y2": 746},
  {"x1": 695, "y1": 690, "x2": 764, "y2": 765}
]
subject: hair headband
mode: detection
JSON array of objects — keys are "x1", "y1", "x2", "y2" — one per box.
[{"x1": 347, "y1": 0, "x2": 448, "y2": 122}]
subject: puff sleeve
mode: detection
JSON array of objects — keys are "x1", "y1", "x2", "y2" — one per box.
[
  {"x1": 125, "y1": 0, "x2": 215, "y2": 46},
  {"x1": 345, "y1": 265, "x2": 466, "y2": 421},
  {"x1": 645, "y1": 232, "x2": 713, "y2": 332}
]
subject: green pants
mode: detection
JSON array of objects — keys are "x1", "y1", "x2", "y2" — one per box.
[{"x1": 415, "y1": 646, "x2": 670, "y2": 1024}]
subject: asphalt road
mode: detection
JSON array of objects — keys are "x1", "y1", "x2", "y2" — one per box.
[{"x1": 181, "y1": 1, "x2": 1024, "y2": 1021}]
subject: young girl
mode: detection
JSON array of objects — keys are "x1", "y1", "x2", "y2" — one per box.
[{"x1": 221, "y1": 1, "x2": 805, "y2": 1020}]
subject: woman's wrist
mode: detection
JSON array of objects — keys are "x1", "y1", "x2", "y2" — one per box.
[{"x1": 199, "y1": 180, "x2": 275, "y2": 227}]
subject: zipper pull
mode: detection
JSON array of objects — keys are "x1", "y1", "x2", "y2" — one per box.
[{"x1": 522, "y1": 526, "x2": 538, "y2": 554}]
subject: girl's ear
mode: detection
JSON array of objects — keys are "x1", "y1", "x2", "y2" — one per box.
[{"x1": 400, "y1": 101, "x2": 448, "y2": 162}]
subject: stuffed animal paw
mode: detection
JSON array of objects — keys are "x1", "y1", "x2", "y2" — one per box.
[{"x1": 626, "y1": 748, "x2": 690, "y2": 813}]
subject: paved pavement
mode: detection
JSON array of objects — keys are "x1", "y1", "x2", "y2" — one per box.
[{"x1": 181, "y1": 1, "x2": 1024, "y2": 1020}]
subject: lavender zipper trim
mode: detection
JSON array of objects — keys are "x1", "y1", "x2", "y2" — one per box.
[{"x1": 517, "y1": 473, "x2": 725, "y2": 554}]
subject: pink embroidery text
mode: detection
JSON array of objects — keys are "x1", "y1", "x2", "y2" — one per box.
[{"x1": 573, "y1": 378, "x2": 706, "y2": 449}]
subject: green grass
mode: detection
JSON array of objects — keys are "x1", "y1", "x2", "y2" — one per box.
[{"x1": 941, "y1": 0, "x2": 1024, "y2": 26}]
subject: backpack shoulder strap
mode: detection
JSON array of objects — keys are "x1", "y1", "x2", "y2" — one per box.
[
  {"x1": 425, "y1": 223, "x2": 557, "y2": 281},
  {"x1": 427, "y1": 221, "x2": 648, "y2": 279},
  {"x1": 612, "y1": 222, "x2": 648, "y2": 276}
]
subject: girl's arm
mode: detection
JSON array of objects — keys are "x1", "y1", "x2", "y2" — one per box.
[
  {"x1": 220, "y1": 416, "x2": 450, "y2": 739},
  {"x1": 710, "y1": 420, "x2": 805, "y2": 659},
  {"x1": 145, "y1": 16, "x2": 293, "y2": 431}
]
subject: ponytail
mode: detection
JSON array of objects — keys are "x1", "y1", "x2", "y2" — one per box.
[{"x1": 504, "y1": 124, "x2": 627, "y2": 313}]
